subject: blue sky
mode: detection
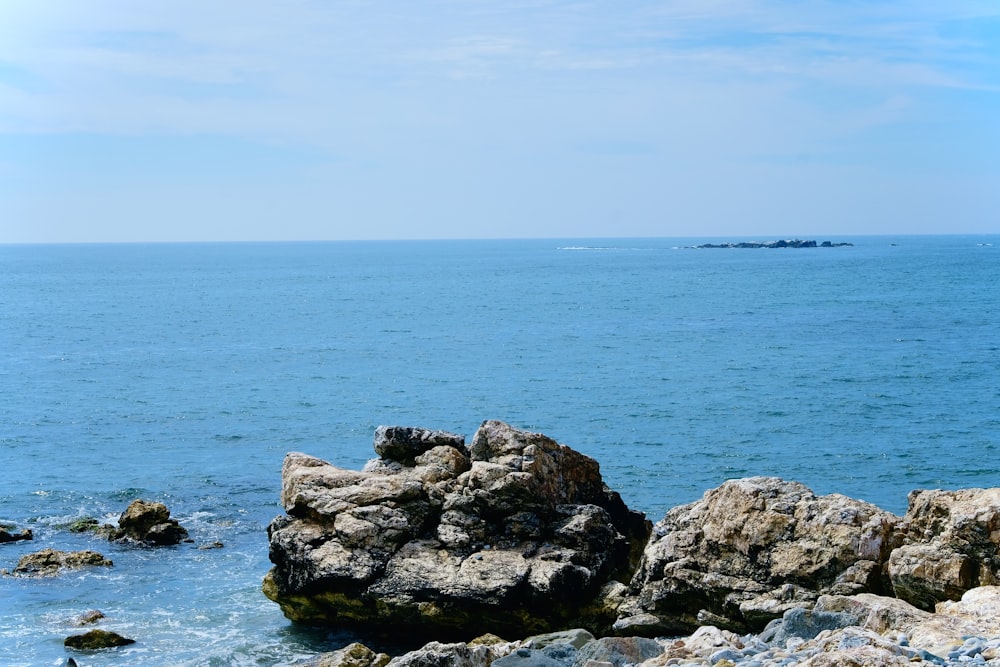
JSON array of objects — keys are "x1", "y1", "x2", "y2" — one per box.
[{"x1": 1, "y1": 1, "x2": 998, "y2": 242}]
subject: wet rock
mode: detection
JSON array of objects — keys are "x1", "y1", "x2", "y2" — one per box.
[
  {"x1": 61, "y1": 517, "x2": 117, "y2": 539},
  {"x1": 0, "y1": 525, "x2": 32, "y2": 543},
  {"x1": 264, "y1": 420, "x2": 650, "y2": 640},
  {"x1": 618, "y1": 477, "x2": 900, "y2": 634},
  {"x1": 64, "y1": 628, "x2": 135, "y2": 649},
  {"x1": 111, "y1": 499, "x2": 189, "y2": 546},
  {"x1": 8, "y1": 548, "x2": 113, "y2": 576},
  {"x1": 72, "y1": 610, "x2": 106, "y2": 626},
  {"x1": 888, "y1": 488, "x2": 1000, "y2": 610}
]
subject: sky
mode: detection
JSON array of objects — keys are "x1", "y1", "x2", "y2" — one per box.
[{"x1": 0, "y1": 1, "x2": 998, "y2": 243}]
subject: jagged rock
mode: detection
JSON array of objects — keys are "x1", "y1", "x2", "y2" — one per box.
[
  {"x1": 8, "y1": 548, "x2": 113, "y2": 576},
  {"x1": 264, "y1": 420, "x2": 651, "y2": 640},
  {"x1": 618, "y1": 477, "x2": 900, "y2": 634},
  {"x1": 295, "y1": 642, "x2": 391, "y2": 667},
  {"x1": 111, "y1": 499, "x2": 189, "y2": 546},
  {"x1": 0, "y1": 526, "x2": 32, "y2": 543},
  {"x1": 374, "y1": 426, "x2": 467, "y2": 465},
  {"x1": 385, "y1": 640, "x2": 506, "y2": 667},
  {"x1": 888, "y1": 488, "x2": 1000, "y2": 609},
  {"x1": 64, "y1": 628, "x2": 135, "y2": 649}
]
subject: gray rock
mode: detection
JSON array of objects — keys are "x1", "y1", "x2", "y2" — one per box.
[
  {"x1": 523, "y1": 629, "x2": 595, "y2": 650},
  {"x1": 760, "y1": 607, "x2": 858, "y2": 645},
  {"x1": 572, "y1": 637, "x2": 663, "y2": 666}
]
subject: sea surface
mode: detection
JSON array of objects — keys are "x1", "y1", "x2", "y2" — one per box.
[{"x1": 1, "y1": 236, "x2": 998, "y2": 665}]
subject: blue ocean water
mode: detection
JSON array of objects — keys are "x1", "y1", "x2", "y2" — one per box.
[{"x1": 1, "y1": 236, "x2": 998, "y2": 665}]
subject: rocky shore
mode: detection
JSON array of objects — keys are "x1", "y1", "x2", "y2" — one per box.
[{"x1": 264, "y1": 420, "x2": 1000, "y2": 666}]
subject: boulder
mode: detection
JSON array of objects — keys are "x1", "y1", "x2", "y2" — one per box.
[
  {"x1": 618, "y1": 477, "x2": 900, "y2": 634},
  {"x1": 111, "y1": 499, "x2": 189, "y2": 546},
  {"x1": 7, "y1": 548, "x2": 113, "y2": 576},
  {"x1": 64, "y1": 629, "x2": 135, "y2": 650},
  {"x1": 264, "y1": 420, "x2": 651, "y2": 640},
  {"x1": 888, "y1": 488, "x2": 1000, "y2": 609},
  {"x1": 0, "y1": 525, "x2": 32, "y2": 543}
]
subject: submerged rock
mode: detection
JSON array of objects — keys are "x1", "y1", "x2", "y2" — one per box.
[
  {"x1": 7, "y1": 548, "x2": 113, "y2": 577},
  {"x1": 264, "y1": 420, "x2": 650, "y2": 640},
  {"x1": 0, "y1": 526, "x2": 32, "y2": 543},
  {"x1": 64, "y1": 628, "x2": 135, "y2": 650},
  {"x1": 111, "y1": 499, "x2": 189, "y2": 546},
  {"x1": 617, "y1": 476, "x2": 901, "y2": 634}
]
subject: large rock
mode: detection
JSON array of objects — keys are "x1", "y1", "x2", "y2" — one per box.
[
  {"x1": 888, "y1": 488, "x2": 1000, "y2": 609},
  {"x1": 617, "y1": 477, "x2": 900, "y2": 634},
  {"x1": 0, "y1": 525, "x2": 32, "y2": 543},
  {"x1": 6, "y1": 548, "x2": 113, "y2": 577},
  {"x1": 64, "y1": 629, "x2": 135, "y2": 649},
  {"x1": 111, "y1": 499, "x2": 189, "y2": 546},
  {"x1": 264, "y1": 420, "x2": 650, "y2": 640}
]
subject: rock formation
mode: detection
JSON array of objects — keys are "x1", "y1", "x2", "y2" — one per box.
[
  {"x1": 111, "y1": 499, "x2": 189, "y2": 546},
  {"x1": 264, "y1": 421, "x2": 651, "y2": 640},
  {"x1": 888, "y1": 488, "x2": 1000, "y2": 610},
  {"x1": 5, "y1": 548, "x2": 113, "y2": 577},
  {"x1": 615, "y1": 477, "x2": 901, "y2": 634}
]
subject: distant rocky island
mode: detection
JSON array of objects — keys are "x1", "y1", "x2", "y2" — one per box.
[{"x1": 694, "y1": 239, "x2": 853, "y2": 248}]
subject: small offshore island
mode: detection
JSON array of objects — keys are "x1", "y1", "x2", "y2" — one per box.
[
  {"x1": 693, "y1": 239, "x2": 854, "y2": 248},
  {"x1": 262, "y1": 421, "x2": 1000, "y2": 667}
]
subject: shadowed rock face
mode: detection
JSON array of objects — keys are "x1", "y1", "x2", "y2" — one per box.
[
  {"x1": 616, "y1": 477, "x2": 901, "y2": 635},
  {"x1": 263, "y1": 420, "x2": 651, "y2": 640}
]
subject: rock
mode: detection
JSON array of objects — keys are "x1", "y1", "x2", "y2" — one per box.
[
  {"x1": 0, "y1": 526, "x2": 32, "y2": 543},
  {"x1": 73, "y1": 610, "x2": 106, "y2": 626},
  {"x1": 295, "y1": 642, "x2": 391, "y2": 667},
  {"x1": 573, "y1": 636, "x2": 663, "y2": 666},
  {"x1": 618, "y1": 476, "x2": 900, "y2": 634},
  {"x1": 758, "y1": 606, "x2": 858, "y2": 644},
  {"x1": 907, "y1": 586, "x2": 1000, "y2": 655},
  {"x1": 374, "y1": 426, "x2": 467, "y2": 465},
  {"x1": 64, "y1": 629, "x2": 135, "y2": 649},
  {"x1": 522, "y1": 628, "x2": 595, "y2": 650},
  {"x1": 264, "y1": 420, "x2": 651, "y2": 640},
  {"x1": 888, "y1": 488, "x2": 1000, "y2": 609},
  {"x1": 111, "y1": 499, "x2": 189, "y2": 546},
  {"x1": 9, "y1": 548, "x2": 113, "y2": 576},
  {"x1": 814, "y1": 592, "x2": 932, "y2": 635},
  {"x1": 385, "y1": 640, "x2": 505, "y2": 667},
  {"x1": 492, "y1": 645, "x2": 574, "y2": 666},
  {"x1": 59, "y1": 517, "x2": 116, "y2": 538}
]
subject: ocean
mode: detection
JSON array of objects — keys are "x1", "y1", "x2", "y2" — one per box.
[{"x1": 1, "y1": 236, "x2": 997, "y2": 665}]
